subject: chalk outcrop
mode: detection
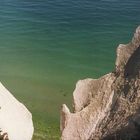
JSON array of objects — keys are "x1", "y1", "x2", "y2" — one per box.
[
  {"x1": 0, "y1": 83, "x2": 34, "y2": 140},
  {"x1": 61, "y1": 26, "x2": 140, "y2": 140}
]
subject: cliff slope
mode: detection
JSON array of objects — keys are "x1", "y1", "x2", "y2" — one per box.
[
  {"x1": 0, "y1": 83, "x2": 34, "y2": 140},
  {"x1": 61, "y1": 26, "x2": 140, "y2": 140}
]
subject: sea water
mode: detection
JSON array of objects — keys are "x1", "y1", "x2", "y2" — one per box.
[{"x1": 0, "y1": 0, "x2": 140, "y2": 139}]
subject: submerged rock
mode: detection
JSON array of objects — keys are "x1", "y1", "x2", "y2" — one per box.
[
  {"x1": 60, "y1": 26, "x2": 140, "y2": 140},
  {"x1": 0, "y1": 83, "x2": 34, "y2": 140}
]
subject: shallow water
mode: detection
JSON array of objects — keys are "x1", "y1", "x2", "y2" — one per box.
[{"x1": 0, "y1": 0, "x2": 140, "y2": 139}]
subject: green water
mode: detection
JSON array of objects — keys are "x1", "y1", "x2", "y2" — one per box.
[{"x1": 0, "y1": 0, "x2": 140, "y2": 139}]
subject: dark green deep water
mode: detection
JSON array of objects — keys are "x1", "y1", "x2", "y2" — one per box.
[{"x1": 0, "y1": 0, "x2": 140, "y2": 139}]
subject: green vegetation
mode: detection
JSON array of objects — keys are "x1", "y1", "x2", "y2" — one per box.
[
  {"x1": 32, "y1": 119, "x2": 60, "y2": 140},
  {"x1": 33, "y1": 126, "x2": 60, "y2": 140}
]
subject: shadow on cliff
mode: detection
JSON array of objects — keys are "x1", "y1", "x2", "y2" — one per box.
[
  {"x1": 102, "y1": 109, "x2": 140, "y2": 140},
  {"x1": 102, "y1": 46, "x2": 140, "y2": 140},
  {"x1": 124, "y1": 45, "x2": 140, "y2": 78}
]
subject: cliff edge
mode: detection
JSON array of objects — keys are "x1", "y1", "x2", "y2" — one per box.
[
  {"x1": 61, "y1": 26, "x2": 140, "y2": 140},
  {"x1": 0, "y1": 83, "x2": 34, "y2": 140}
]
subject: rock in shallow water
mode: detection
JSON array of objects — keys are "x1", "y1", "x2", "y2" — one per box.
[
  {"x1": 0, "y1": 82, "x2": 34, "y2": 140},
  {"x1": 61, "y1": 26, "x2": 140, "y2": 140}
]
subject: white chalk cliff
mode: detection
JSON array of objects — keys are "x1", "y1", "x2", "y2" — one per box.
[
  {"x1": 0, "y1": 82, "x2": 34, "y2": 140},
  {"x1": 61, "y1": 26, "x2": 140, "y2": 140}
]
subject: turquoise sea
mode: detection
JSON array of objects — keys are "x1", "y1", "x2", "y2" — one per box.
[{"x1": 0, "y1": 0, "x2": 140, "y2": 139}]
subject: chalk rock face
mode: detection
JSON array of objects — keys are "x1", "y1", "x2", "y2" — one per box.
[
  {"x1": 61, "y1": 26, "x2": 140, "y2": 140},
  {"x1": 0, "y1": 83, "x2": 34, "y2": 140}
]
